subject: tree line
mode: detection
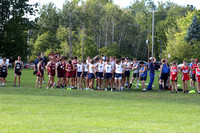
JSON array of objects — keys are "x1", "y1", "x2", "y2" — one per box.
[{"x1": 0, "y1": 0, "x2": 200, "y2": 63}]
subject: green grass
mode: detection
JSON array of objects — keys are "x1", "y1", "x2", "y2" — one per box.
[{"x1": 0, "y1": 69, "x2": 200, "y2": 132}]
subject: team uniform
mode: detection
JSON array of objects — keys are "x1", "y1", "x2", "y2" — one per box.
[
  {"x1": 36, "y1": 63, "x2": 43, "y2": 77},
  {"x1": 83, "y1": 64, "x2": 88, "y2": 78},
  {"x1": 88, "y1": 64, "x2": 95, "y2": 79},
  {"x1": 57, "y1": 62, "x2": 64, "y2": 78},
  {"x1": 73, "y1": 61, "x2": 77, "y2": 77},
  {"x1": 66, "y1": 64, "x2": 74, "y2": 78},
  {"x1": 1, "y1": 64, "x2": 7, "y2": 78},
  {"x1": 140, "y1": 67, "x2": 147, "y2": 81},
  {"x1": 182, "y1": 65, "x2": 190, "y2": 81},
  {"x1": 191, "y1": 64, "x2": 198, "y2": 81},
  {"x1": 77, "y1": 64, "x2": 83, "y2": 77},
  {"x1": 115, "y1": 64, "x2": 123, "y2": 80},
  {"x1": 15, "y1": 61, "x2": 22, "y2": 76},
  {"x1": 97, "y1": 63, "x2": 104, "y2": 79},
  {"x1": 124, "y1": 62, "x2": 130, "y2": 77},
  {"x1": 171, "y1": 66, "x2": 178, "y2": 82},
  {"x1": 48, "y1": 62, "x2": 56, "y2": 76},
  {"x1": 196, "y1": 68, "x2": 200, "y2": 82},
  {"x1": 105, "y1": 64, "x2": 112, "y2": 79},
  {"x1": 132, "y1": 63, "x2": 140, "y2": 78}
]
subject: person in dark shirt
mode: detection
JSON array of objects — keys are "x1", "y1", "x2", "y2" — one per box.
[
  {"x1": 41, "y1": 52, "x2": 46, "y2": 85},
  {"x1": 34, "y1": 54, "x2": 40, "y2": 72},
  {"x1": 147, "y1": 57, "x2": 156, "y2": 90}
]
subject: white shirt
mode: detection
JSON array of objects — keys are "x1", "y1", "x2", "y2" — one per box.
[
  {"x1": 105, "y1": 64, "x2": 112, "y2": 73},
  {"x1": 115, "y1": 64, "x2": 123, "y2": 74}
]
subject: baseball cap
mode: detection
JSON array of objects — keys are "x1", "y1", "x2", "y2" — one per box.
[
  {"x1": 126, "y1": 57, "x2": 129, "y2": 59},
  {"x1": 195, "y1": 59, "x2": 198, "y2": 62}
]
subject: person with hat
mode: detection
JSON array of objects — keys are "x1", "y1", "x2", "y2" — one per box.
[{"x1": 147, "y1": 57, "x2": 156, "y2": 90}]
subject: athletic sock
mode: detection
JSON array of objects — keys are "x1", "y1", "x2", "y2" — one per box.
[{"x1": 137, "y1": 79, "x2": 139, "y2": 85}]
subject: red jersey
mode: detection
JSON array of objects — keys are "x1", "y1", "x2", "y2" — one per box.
[
  {"x1": 171, "y1": 66, "x2": 178, "y2": 76},
  {"x1": 57, "y1": 62, "x2": 64, "y2": 77},
  {"x1": 48, "y1": 62, "x2": 55, "y2": 76},
  {"x1": 191, "y1": 64, "x2": 198, "y2": 74},
  {"x1": 37, "y1": 63, "x2": 43, "y2": 77},
  {"x1": 182, "y1": 65, "x2": 189, "y2": 81},
  {"x1": 66, "y1": 64, "x2": 74, "y2": 78},
  {"x1": 196, "y1": 68, "x2": 200, "y2": 82}
]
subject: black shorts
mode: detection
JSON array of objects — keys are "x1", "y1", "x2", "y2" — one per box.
[
  {"x1": 161, "y1": 73, "x2": 169, "y2": 81},
  {"x1": 83, "y1": 72, "x2": 88, "y2": 78},
  {"x1": 192, "y1": 74, "x2": 196, "y2": 81},
  {"x1": 15, "y1": 70, "x2": 21, "y2": 76},
  {"x1": 97, "y1": 72, "x2": 104, "y2": 79},
  {"x1": 140, "y1": 76, "x2": 147, "y2": 81},
  {"x1": 1, "y1": 72, "x2": 7, "y2": 78},
  {"x1": 88, "y1": 73, "x2": 95, "y2": 79},
  {"x1": 105, "y1": 73, "x2": 112, "y2": 79},
  {"x1": 124, "y1": 71, "x2": 130, "y2": 77},
  {"x1": 133, "y1": 73, "x2": 139, "y2": 78},
  {"x1": 77, "y1": 72, "x2": 82, "y2": 77}
]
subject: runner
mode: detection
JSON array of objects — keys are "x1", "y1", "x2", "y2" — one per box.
[
  {"x1": 96, "y1": 58, "x2": 104, "y2": 91},
  {"x1": 170, "y1": 61, "x2": 178, "y2": 93},
  {"x1": 129, "y1": 58, "x2": 140, "y2": 89},
  {"x1": 104, "y1": 59, "x2": 114, "y2": 91},
  {"x1": 191, "y1": 59, "x2": 198, "y2": 90},
  {"x1": 72, "y1": 56, "x2": 78, "y2": 88},
  {"x1": 180, "y1": 61, "x2": 190, "y2": 93},
  {"x1": 46, "y1": 57, "x2": 56, "y2": 89},
  {"x1": 190, "y1": 59, "x2": 194, "y2": 87},
  {"x1": 66, "y1": 60, "x2": 74, "y2": 90},
  {"x1": 88, "y1": 60, "x2": 96, "y2": 90},
  {"x1": 196, "y1": 63, "x2": 200, "y2": 94},
  {"x1": 14, "y1": 56, "x2": 23, "y2": 87},
  {"x1": 121, "y1": 57, "x2": 126, "y2": 90},
  {"x1": 159, "y1": 59, "x2": 170, "y2": 90},
  {"x1": 36, "y1": 58, "x2": 43, "y2": 88},
  {"x1": 139, "y1": 61, "x2": 148, "y2": 92},
  {"x1": 61, "y1": 56, "x2": 67, "y2": 87},
  {"x1": 56, "y1": 57, "x2": 64, "y2": 89},
  {"x1": 1, "y1": 58, "x2": 8, "y2": 87},
  {"x1": 83, "y1": 60, "x2": 89, "y2": 90},
  {"x1": 115, "y1": 60, "x2": 124, "y2": 91},
  {"x1": 77, "y1": 60, "x2": 84, "y2": 90},
  {"x1": 124, "y1": 57, "x2": 131, "y2": 89}
]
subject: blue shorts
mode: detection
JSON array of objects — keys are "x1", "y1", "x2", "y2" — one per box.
[
  {"x1": 105, "y1": 73, "x2": 112, "y2": 79},
  {"x1": 97, "y1": 72, "x2": 104, "y2": 79},
  {"x1": 124, "y1": 71, "x2": 130, "y2": 77},
  {"x1": 77, "y1": 72, "x2": 82, "y2": 77},
  {"x1": 88, "y1": 73, "x2": 95, "y2": 79},
  {"x1": 83, "y1": 72, "x2": 88, "y2": 78},
  {"x1": 140, "y1": 76, "x2": 147, "y2": 81},
  {"x1": 115, "y1": 73, "x2": 122, "y2": 80}
]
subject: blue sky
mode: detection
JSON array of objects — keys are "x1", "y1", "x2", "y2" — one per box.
[{"x1": 28, "y1": 0, "x2": 200, "y2": 9}]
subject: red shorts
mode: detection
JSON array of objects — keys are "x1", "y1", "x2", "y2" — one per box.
[
  {"x1": 67, "y1": 72, "x2": 73, "y2": 78},
  {"x1": 37, "y1": 72, "x2": 43, "y2": 77},
  {"x1": 171, "y1": 75, "x2": 177, "y2": 82},
  {"x1": 182, "y1": 75, "x2": 189, "y2": 81},
  {"x1": 48, "y1": 71, "x2": 55, "y2": 76},
  {"x1": 197, "y1": 77, "x2": 200, "y2": 82}
]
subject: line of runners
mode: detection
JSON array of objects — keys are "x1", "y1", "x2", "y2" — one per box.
[{"x1": 0, "y1": 55, "x2": 199, "y2": 94}]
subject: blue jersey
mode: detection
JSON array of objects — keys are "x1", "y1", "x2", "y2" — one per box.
[
  {"x1": 162, "y1": 64, "x2": 170, "y2": 73},
  {"x1": 141, "y1": 67, "x2": 147, "y2": 77}
]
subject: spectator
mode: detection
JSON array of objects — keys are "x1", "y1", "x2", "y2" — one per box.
[
  {"x1": 34, "y1": 54, "x2": 40, "y2": 72},
  {"x1": 41, "y1": 52, "x2": 47, "y2": 66},
  {"x1": 147, "y1": 57, "x2": 156, "y2": 90},
  {"x1": 9, "y1": 56, "x2": 15, "y2": 67}
]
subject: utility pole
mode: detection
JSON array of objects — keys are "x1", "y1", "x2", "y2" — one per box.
[
  {"x1": 69, "y1": 13, "x2": 72, "y2": 59},
  {"x1": 152, "y1": 10, "x2": 155, "y2": 57},
  {"x1": 148, "y1": 30, "x2": 150, "y2": 62}
]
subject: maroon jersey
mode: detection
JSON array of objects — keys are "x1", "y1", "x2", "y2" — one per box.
[
  {"x1": 72, "y1": 60, "x2": 77, "y2": 76},
  {"x1": 66, "y1": 64, "x2": 74, "y2": 78},
  {"x1": 37, "y1": 63, "x2": 43, "y2": 77},
  {"x1": 57, "y1": 62, "x2": 64, "y2": 77},
  {"x1": 48, "y1": 62, "x2": 55, "y2": 76},
  {"x1": 62, "y1": 61, "x2": 66, "y2": 75}
]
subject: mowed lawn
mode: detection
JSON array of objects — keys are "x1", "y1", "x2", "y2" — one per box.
[{"x1": 0, "y1": 69, "x2": 200, "y2": 133}]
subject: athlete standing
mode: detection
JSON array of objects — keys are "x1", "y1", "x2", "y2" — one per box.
[
  {"x1": 180, "y1": 61, "x2": 190, "y2": 93},
  {"x1": 46, "y1": 57, "x2": 56, "y2": 89},
  {"x1": 36, "y1": 58, "x2": 43, "y2": 88},
  {"x1": 14, "y1": 56, "x2": 23, "y2": 87},
  {"x1": 1, "y1": 58, "x2": 8, "y2": 87}
]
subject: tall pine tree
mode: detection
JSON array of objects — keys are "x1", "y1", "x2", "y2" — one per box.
[{"x1": 185, "y1": 15, "x2": 200, "y2": 45}]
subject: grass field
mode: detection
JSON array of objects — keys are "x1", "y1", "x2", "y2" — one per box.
[{"x1": 0, "y1": 69, "x2": 200, "y2": 132}]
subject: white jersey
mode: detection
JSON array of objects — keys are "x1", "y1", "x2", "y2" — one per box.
[
  {"x1": 110, "y1": 61, "x2": 115, "y2": 70},
  {"x1": 105, "y1": 64, "x2": 112, "y2": 73},
  {"x1": 98, "y1": 63, "x2": 104, "y2": 72},
  {"x1": 115, "y1": 64, "x2": 123, "y2": 74},
  {"x1": 84, "y1": 64, "x2": 88, "y2": 72},
  {"x1": 125, "y1": 62, "x2": 130, "y2": 71},
  {"x1": 77, "y1": 64, "x2": 83, "y2": 72},
  {"x1": 89, "y1": 64, "x2": 94, "y2": 73}
]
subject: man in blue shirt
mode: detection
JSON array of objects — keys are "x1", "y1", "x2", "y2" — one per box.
[{"x1": 147, "y1": 57, "x2": 156, "y2": 90}]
